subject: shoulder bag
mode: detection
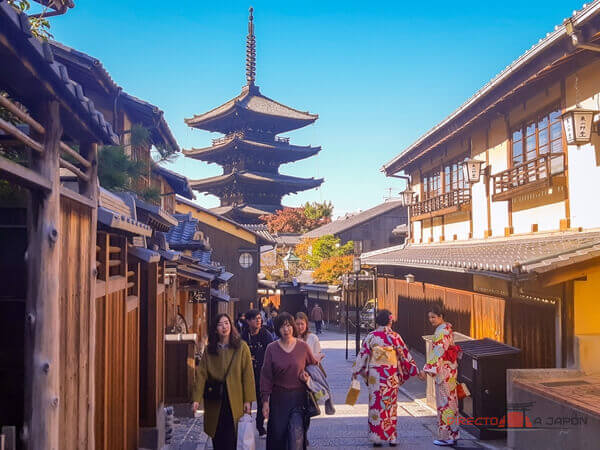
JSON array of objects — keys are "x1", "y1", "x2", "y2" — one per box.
[{"x1": 203, "y1": 348, "x2": 236, "y2": 401}]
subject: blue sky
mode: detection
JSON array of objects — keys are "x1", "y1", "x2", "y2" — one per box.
[{"x1": 49, "y1": 0, "x2": 584, "y2": 217}]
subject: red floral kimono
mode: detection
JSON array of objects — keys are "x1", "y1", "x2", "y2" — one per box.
[
  {"x1": 423, "y1": 322, "x2": 460, "y2": 441},
  {"x1": 352, "y1": 326, "x2": 418, "y2": 444}
]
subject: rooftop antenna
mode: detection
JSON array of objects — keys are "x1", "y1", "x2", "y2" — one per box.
[{"x1": 246, "y1": 7, "x2": 256, "y2": 86}]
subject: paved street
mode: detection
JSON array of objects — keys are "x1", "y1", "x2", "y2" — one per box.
[{"x1": 167, "y1": 328, "x2": 504, "y2": 450}]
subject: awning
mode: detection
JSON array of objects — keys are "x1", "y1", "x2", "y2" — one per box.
[
  {"x1": 178, "y1": 266, "x2": 216, "y2": 282},
  {"x1": 128, "y1": 246, "x2": 160, "y2": 263},
  {"x1": 158, "y1": 249, "x2": 180, "y2": 261},
  {"x1": 361, "y1": 230, "x2": 600, "y2": 280},
  {"x1": 301, "y1": 284, "x2": 341, "y2": 295},
  {"x1": 217, "y1": 271, "x2": 234, "y2": 282},
  {"x1": 210, "y1": 289, "x2": 231, "y2": 302}
]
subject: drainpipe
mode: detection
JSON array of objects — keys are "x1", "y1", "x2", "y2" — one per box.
[{"x1": 113, "y1": 87, "x2": 122, "y2": 133}]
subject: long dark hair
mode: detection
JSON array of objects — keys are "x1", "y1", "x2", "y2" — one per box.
[
  {"x1": 295, "y1": 312, "x2": 310, "y2": 339},
  {"x1": 207, "y1": 313, "x2": 241, "y2": 355}
]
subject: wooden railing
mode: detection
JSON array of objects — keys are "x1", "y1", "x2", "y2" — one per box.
[
  {"x1": 0, "y1": 95, "x2": 93, "y2": 187},
  {"x1": 410, "y1": 188, "x2": 471, "y2": 220},
  {"x1": 491, "y1": 152, "x2": 565, "y2": 201},
  {"x1": 212, "y1": 130, "x2": 289, "y2": 146}
]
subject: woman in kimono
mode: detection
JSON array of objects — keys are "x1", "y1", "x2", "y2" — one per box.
[
  {"x1": 423, "y1": 304, "x2": 460, "y2": 446},
  {"x1": 352, "y1": 309, "x2": 422, "y2": 447}
]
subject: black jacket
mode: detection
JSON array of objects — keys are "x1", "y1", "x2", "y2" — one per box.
[{"x1": 242, "y1": 327, "x2": 274, "y2": 374}]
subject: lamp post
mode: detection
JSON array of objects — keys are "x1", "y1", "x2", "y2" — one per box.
[
  {"x1": 400, "y1": 186, "x2": 415, "y2": 243},
  {"x1": 561, "y1": 108, "x2": 596, "y2": 145}
]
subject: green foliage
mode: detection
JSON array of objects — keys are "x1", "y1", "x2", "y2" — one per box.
[
  {"x1": 297, "y1": 235, "x2": 353, "y2": 270},
  {"x1": 8, "y1": 1, "x2": 53, "y2": 40},
  {"x1": 130, "y1": 123, "x2": 151, "y2": 148},
  {"x1": 98, "y1": 145, "x2": 145, "y2": 191},
  {"x1": 304, "y1": 201, "x2": 333, "y2": 221},
  {"x1": 313, "y1": 255, "x2": 353, "y2": 285}
]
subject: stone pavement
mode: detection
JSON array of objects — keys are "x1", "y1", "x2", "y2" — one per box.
[{"x1": 166, "y1": 328, "x2": 507, "y2": 450}]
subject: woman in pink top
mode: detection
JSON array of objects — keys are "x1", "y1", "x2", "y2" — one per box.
[{"x1": 260, "y1": 312, "x2": 318, "y2": 450}]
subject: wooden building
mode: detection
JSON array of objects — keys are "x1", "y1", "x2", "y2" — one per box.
[
  {"x1": 303, "y1": 199, "x2": 408, "y2": 252},
  {"x1": 175, "y1": 195, "x2": 274, "y2": 313},
  {"x1": 363, "y1": 5, "x2": 600, "y2": 440},
  {"x1": 0, "y1": 3, "x2": 118, "y2": 449},
  {"x1": 183, "y1": 8, "x2": 323, "y2": 224}
]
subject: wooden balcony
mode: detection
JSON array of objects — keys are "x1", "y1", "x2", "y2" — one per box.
[
  {"x1": 410, "y1": 188, "x2": 471, "y2": 220},
  {"x1": 491, "y1": 152, "x2": 565, "y2": 202}
]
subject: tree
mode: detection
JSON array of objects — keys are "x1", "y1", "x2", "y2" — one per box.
[
  {"x1": 8, "y1": 1, "x2": 52, "y2": 40},
  {"x1": 304, "y1": 201, "x2": 333, "y2": 221},
  {"x1": 313, "y1": 255, "x2": 353, "y2": 285},
  {"x1": 296, "y1": 235, "x2": 353, "y2": 270},
  {"x1": 260, "y1": 207, "x2": 318, "y2": 234}
]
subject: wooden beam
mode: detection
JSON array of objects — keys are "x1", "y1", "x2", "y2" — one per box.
[
  {"x1": 0, "y1": 116, "x2": 43, "y2": 153},
  {"x1": 59, "y1": 186, "x2": 95, "y2": 208},
  {"x1": 59, "y1": 157, "x2": 90, "y2": 182},
  {"x1": 79, "y1": 142, "x2": 98, "y2": 450},
  {"x1": 24, "y1": 100, "x2": 62, "y2": 450},
  {"x1": 0, "y1": 155, "x2": 52, "y2": 191},
  {"x1": 540, "y1": 257, "x2": 600, "y2": 287}
]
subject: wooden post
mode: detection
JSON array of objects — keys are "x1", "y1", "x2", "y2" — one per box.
[
  {"x1": 79, "y1": 142, "x2": 98, "y2": 450},
  {"x1": 24, "y1": 100, "x2": 62, "y2": 450}
]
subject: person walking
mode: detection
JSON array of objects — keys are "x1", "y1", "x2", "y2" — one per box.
[
  {"x1": 310, "y1": 303, "x2": 324, "y2": 335},
  {"x1": 261, "y1": 312, "x2": 318, "y2": 450},
  {"x1": 423, "y1": 304, "x2": 460, "y2": 447},
  {"x1": 192, "y1": 313, "x2": 255, "y2": 450},
  {"x1": 242, "y1": 309, "x2": 274, "y2": 437},
  {"x1": 351, "y1": 309, "x2": 423, "y2": 447},
  {"x1": 295, "y1": 312, "x2": 324, "y2": 362}
]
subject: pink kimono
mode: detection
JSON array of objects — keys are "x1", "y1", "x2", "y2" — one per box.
[{"x1": 352, "y1": 326, "x2": 418, "y2": 444}]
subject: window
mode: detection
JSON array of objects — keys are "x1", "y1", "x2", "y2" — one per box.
[
  {"x1": 511, "y1": 107, "x2": 563, "y2": 167},
  {"x1": 422, "y1": 171, "x2": 441, "y2": 199},
  {"x1": 239, "y1": 252, "x2": 253, "y2": 269},
  {"x1": 444, "y1": 157, "x2": 468, "y2": 191}
]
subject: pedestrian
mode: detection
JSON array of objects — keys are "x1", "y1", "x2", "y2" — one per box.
[
  {"x1": 241, "y1": 309, "x2": 274, "y2": 437},
  {"x1": 236, "y1": 312, "x2": 247, "y2": 334},
  {"x1": 310, "y1": 303, "x2": 324, "y2": 334},
  {"x1": 351, "y1": 309, "x2": 423, "y2": 447},
  {"x1": 261, "y1": 312, "x2": 318, "y2": 450},
  {"x1": 192, "y1": 313, "x2": 255, "y2": 450},
  {"x1": 423, "y1": 304, "x2": 460, "y2": 447},
  {"x1": 265, "y1": 308, "x2": 278, "y2": 338}
]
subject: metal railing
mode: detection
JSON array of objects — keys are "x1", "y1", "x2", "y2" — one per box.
[
  {"x1": 410, "y1": 188, "x2": 471, "y2": 218},
  {"x1": 492, "y1": 152, "x2": 565, "y2": 200}
]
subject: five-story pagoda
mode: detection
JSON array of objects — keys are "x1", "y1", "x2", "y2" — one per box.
[{"x1": 184, "y1": 8, "x2": 323, "y2": 224}]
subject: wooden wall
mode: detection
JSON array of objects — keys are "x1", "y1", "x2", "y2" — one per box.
[
  {"x1": 377, "y1": 276, "x2": 555, "y2": 369},
  {"x1": 337, "y1": 205, "x2": 407, "y2": 252},
  {"x1": 58, "y1": 197, "x2": 95, "y2": 449},
  {"x1": 95, "y1": 231, "x2": 140, "y2": 450}
]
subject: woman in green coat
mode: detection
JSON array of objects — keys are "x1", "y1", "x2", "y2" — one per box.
[{"x1": 192, "y1": 313, "x2": 256, "y2": 449}]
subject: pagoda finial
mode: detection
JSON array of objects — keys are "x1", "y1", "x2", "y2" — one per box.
[{"x1": 246, "y1": 7, "x2": 256, "y2": 86}]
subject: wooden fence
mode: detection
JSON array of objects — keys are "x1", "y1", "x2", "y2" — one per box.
[{"x1": 377, "y1": 277, "x2": 555, "y2": 368}]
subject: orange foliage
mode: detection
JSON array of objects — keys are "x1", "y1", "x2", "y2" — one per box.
[{"x1": 313, "y1": 255, "x2": 353, "y2": 285}]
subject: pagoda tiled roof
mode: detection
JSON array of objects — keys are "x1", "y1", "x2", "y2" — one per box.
[
  {"x1": 183, "y1": 135, "x2": 321, "y2": 164},
  {"x1": 184, "y1": 85, "x2": 318, "y2": 134},
  {"x1": 190, "y1": 170, "x2": 323, "y2": 194}
]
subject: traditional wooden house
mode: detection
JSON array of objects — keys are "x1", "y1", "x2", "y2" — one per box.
[
  {"x1": 0, "y1": 3, "x2": 118, "y2": 450},
  {"x1": 364, "y1": 4, "x2": 600, "y2": 446},
  {"x1": 303, "y1": 198, "x2": 408, "y2": 252},
  {"x1": 183, "y1": 8, "x2": 323, "y2": 224},
  {"x1": 175, "y1": 195, "x2": 274, "y2": 313}
]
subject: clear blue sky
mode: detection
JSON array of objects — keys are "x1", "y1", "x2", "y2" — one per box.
[{"x1": 49, "y1": 0, "x2": 583, "y2": 217}]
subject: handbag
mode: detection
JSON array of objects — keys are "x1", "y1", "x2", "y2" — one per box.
[
  {"x1": 306, "y1": 390, "x2": 321, "y2": 418},
  {"x1": 345, "y1": 379, "x2": 360, "y2": 406},
  {"x1": 203, "y1": 349, "x2": 236, "y2": 401}
]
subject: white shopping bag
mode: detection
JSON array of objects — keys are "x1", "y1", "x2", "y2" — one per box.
[{"x1": 237, "y1": 413, "x2": 256, "y2": 450}]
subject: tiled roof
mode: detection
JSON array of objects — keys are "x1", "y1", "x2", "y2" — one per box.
[
  {"x1": 97, "y1": 188, "x2": 152, "y2": 236},
  {"x1": 166, "y1": 213, "x2": 208, "y2": 250},
  {"x1": 185, "y1": 84, "x2": 317, "y2": 134},
  {"x1": 190, "y1": 170, "x2": 323, "y2": 193},
  {"x1": 192, "y1": 249, "x2": 213, "y2": 265},
  {"x1": 152, "y1": 166, "x2": 194, "y2": 199},
  {"x1": 0, "y1": 4, "x2": 117, "y2": 145},
  {"x1": 361, "y1": 230, "x2": 600, "y2": 279},
  {"x1": 304, "y1": 199, "x2": 406, "y2": 238},
  {"x1": 243, "y1": 224, "x2": 276, "y2": 244}
]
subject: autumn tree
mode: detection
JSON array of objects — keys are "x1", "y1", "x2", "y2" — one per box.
[
  {"x1": 313, "y1": 255, "x2": 353, "y2": 285},
  {"x1": 303, "y1": 201, "x2": 333, "y2": 221}
]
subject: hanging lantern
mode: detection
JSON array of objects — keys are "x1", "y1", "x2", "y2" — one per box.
[
  {"x1": 462, "y1": 159, "x2": 485, "y2": 183},
  {"x1": 400, "y1": 187, "x2": 415, "y2": 206},
  {"x1": 562, "y1": 108, "x2": 596, "y2": 145}
]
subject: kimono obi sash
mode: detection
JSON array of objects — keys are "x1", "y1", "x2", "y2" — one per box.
[{"x1": 371, "y1": 345, "x2": 397, "y2": 367}]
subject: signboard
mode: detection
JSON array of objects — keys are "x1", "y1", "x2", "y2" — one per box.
[{"x1": 189, "y1": 285, "x2": 210, "y2": 303}]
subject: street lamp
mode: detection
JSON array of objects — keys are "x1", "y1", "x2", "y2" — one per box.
[
  {"x1": 400, "y1": 187, "x2": 415, "y2": 206},
  {"x1": 282, "y1": 248, "x2": 300, "y2": 271},
  {"x1": 462, "y1": 159, "x2": 486, "y2": 183},
  {"x1": 561, "y1": 108, "x2": 596, "y2": 145}
]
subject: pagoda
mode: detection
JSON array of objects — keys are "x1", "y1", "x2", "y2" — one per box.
[{"x1": 184, "y1": 8, "x2": 323, "y2": 224}]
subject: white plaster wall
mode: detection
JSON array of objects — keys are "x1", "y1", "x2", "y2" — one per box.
[
  {"x1": 489, "y1": 141, "x2": 509, "y2": 236},
  {"x1": 471, "y1": 180, "x2": 487, "y2": 239},
  {"x1": 444, "y1": 219, "x2": 470, "y2": 240},
  {"x1": 413, "y1": 220, "x2": 422, "y2": 243},
  {"x1": 512, "y1": 201, "x2": 566, "y2": 234},
  {"x1": 568, "y1": 142, "x2": 600, "y2": 229},
  {"x1": 432, "y1": 217, "x2": 443, "y2": 241}
]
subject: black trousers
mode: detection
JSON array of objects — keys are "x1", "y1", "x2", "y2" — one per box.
[
  {"x1": 254, "y1": 372, "x2": 265, "y2": 432},
  {"x1": 267, "y1": 389, "x2": 307, "y2": 450},
  {"x1": 213, "y1": 388, "x2": 236, "y2": 450},
  {"x1": 315, "y1": 320, "x2": 322, "y2": 334}
]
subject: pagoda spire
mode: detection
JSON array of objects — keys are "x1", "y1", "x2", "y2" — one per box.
[{"x1": 246, "y1": 7, "x2": 256, "y2": 86}]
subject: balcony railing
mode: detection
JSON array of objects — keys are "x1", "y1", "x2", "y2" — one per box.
[
  {"x1": 491, "y1": 152, "x2": 565, "y2": 201},
  {"x1": 410, "y1": 188, "x2": 471, "y2": 220},
  {"x1": 212, "y1": 131, "x2": 290, "y2": 146}
]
